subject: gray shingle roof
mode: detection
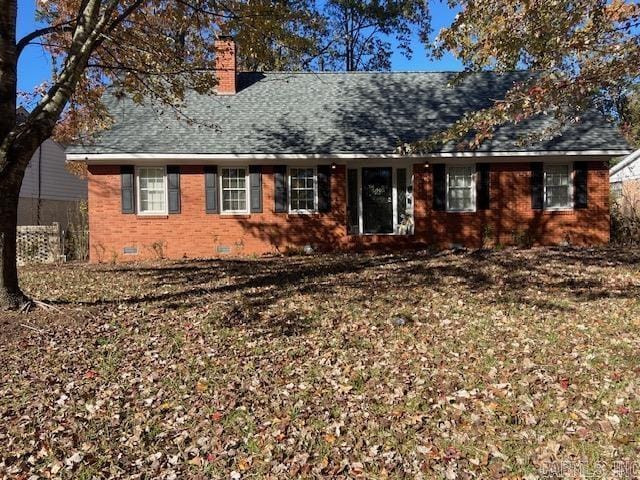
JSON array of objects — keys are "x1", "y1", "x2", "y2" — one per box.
[{"x1": 67, "y1": 71, "x2": 630, "y2": 155}]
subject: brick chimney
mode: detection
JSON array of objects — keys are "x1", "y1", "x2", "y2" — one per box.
[{"x1": 215, "y1": 36, "x2": 237, "y2": 95}]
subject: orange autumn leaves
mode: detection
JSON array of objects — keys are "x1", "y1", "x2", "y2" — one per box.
[{"x1": 413, "y1": 0, "x2": 640, "y2": 152}]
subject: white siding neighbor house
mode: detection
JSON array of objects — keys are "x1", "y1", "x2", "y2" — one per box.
[
  {"x1": 610, "y1": 148, "x2": 640, "y2": 211},
  {"x1": 18, "y1": 137, "x2": 87, "y2": 229}
]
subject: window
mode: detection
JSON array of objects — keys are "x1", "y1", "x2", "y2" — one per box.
[
  {"x1": 447, "y1": 165, "x2": 475, "y2": 211},
  {"x1": 611, "y1": 181, "x2": 623, "y2": 201},
  {"x1": 289, "y1": 167, "x2": 316, "y2": 212},
  {"x1": 137, "y1": 167, "x2": 167, "y2": 214},
  {"x1": 544, "y1": 164, "x2": 571, "y2": 209},
  {"x1": 221, "y1": 167, "x2": 248, "y2": 213}
]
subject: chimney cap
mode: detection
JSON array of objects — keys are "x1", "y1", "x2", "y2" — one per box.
[{"x1": 216, "y1": 35, "x2": 235, "y2": 41}]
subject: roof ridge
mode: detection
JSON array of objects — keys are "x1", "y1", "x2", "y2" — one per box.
[{"x1": 240, "y1": 70, "x2": 530, "y2": 75}]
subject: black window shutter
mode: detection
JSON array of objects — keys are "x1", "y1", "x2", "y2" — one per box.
[
  {"x1": 120, "y1": 165, "x2": 135, "y2": 214},
  {"x1": 317, "y1": 165, "x2": 332, "y2": 213},
  {"x1": 167, "y1": 165, "x2": 181, "y2": 214},
  {"x1": 432, "y1": 163, "x2": 446, "y2": 211},
  {"x1": 274, "y1": 165, "x2": 288, "y2": 213},
  {"x1": 249, "y1": 165, "x2": 262, "y2": 213},
  {"x1": 204, "y1": 165, "x2": 218, "y2": 213},
  {"x1": 531, "y1": 162, "x2": 544, "y2": 210},
  {"x1": 573, "y1": 161, "x2": 588, "y2": 209},
  {"x1": 476, "y1": 163, "x2": 491, "y2": 210}
]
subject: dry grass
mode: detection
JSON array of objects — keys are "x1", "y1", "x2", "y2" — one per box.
[{"x1": 1, "y1": 247, "x2": 640, "y2": 479}]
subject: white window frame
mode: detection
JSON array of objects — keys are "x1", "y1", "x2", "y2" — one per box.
[
  {"x1": 219, "y1": 166, "x2": 250, "y2": 214},
  {"x1": 136, "y1": 166, "x2": 168, "y2": 215},
  {"x1": 446, "y1": 164, "x2": 476, "y2": 212},
  {"x1": 544, "y1": 163, "x2": 573, "y2": 211},
  {"x1": 288, "y1": 166, "x2": 318, "y2": 213}
]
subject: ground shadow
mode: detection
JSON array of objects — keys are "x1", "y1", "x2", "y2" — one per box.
[{"x1": 42, "y1": 247, "x2": 640, "y2": 337}]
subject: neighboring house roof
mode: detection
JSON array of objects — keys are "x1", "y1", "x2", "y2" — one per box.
[
  {"x1": 67, "y1": 71, "x2": 630, "y2": 157},
  {"x1": 16, "y1": 106, "x2": 29, "y2": 123},
  {"x1": 610, "y1": 148, "x2": 640, "y2": 182}
]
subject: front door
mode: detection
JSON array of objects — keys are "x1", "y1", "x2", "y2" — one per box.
[{"x1": 362, "y1": 167, "x2": 393, "y2": 234}]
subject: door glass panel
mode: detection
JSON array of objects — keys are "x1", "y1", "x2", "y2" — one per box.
[
  {"x1": 362, "y1": 167, "x2": 393, "y2": 234},
  {"x1": 396, "y1": 168, "x2": 407, "y2": 224}
]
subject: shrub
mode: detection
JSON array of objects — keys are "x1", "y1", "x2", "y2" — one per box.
[
  {"x1": 65, "y1": 201, "x2": 89, "y2": 261},
  {"x1": 611, "y1": 195, "x2": 640, "y2": 245},
  {"x1": 512, "y1": 228, "x2": 534, "y2": 248}
]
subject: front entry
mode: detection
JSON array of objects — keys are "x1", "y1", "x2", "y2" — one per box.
[{"x1": 362, "y1": 167, "x2": 393, "y2": 234}]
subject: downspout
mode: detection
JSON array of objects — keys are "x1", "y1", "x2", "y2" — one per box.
[{"x1": 36, "y1": 145, "x2": 42, "y2": 225}]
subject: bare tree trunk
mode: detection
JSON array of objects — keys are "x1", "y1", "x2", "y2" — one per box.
[
  {"x1": 0, "y1": 151, "x2": 28, "y2": 309},
  {"x1": 0, "y1": 0, "x2": 25, "y2": 309}
]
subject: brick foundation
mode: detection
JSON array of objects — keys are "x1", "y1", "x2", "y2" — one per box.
[{"x1": 87, "y1": 160, "x2": 610, "y2": 262}]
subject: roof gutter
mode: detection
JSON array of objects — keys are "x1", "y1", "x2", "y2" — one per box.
[{"x1": 67, "y1": 149, "x2": 631, "y2": 163}]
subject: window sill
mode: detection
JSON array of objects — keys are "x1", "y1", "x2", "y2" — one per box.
[
  {"x1": 219, "y1": 213, "x2": 251, "y2": 219},
  {"x1": 136, "y1": 214, "x2": 169, "y2": 219},
  {"x1": 352, "y1": 233, "x2": 414, "y2": 237},
  {"x1": 287, "y1": 211, "x2": 320, "y2": 217},
  {"x1": 445, "y1": 209, "x2": 477, "y2": 214},
  {"x1": 543, "y1": 208, "x2": 574, "y2": 214}
]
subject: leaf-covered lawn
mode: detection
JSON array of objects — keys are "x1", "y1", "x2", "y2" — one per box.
[{"x1": 2, "y1": 247, "x2": 640, "y2": 479}]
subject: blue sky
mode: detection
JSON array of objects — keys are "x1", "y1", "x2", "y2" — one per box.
[{"x1": 16, "y1": 0, "x2": 463, "y2": 96}]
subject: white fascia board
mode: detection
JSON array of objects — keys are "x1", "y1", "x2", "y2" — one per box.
[
  {"x1": 610, "y1": 148, "x2": 640, "y2": 176},
  {"x1": 611, "y1": 164, "x2": 640, "y2": 183},
  {"x1": 67, "y1": 149, "x2": 631, "y2": 164}
]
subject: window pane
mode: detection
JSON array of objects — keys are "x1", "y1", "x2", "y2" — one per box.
[
  {"x1": 546, "y1": 186, "x2": 569, "y2": 208},
  {"x1": 544, "y1": 165, "x2": 570, "y2": 208},
  {"x1": 221, "y1": 168, "x2": 248, "y2": 212},
  {"x1": 289, "y1": 168, "x2": 316, "y2": 211},
  {"x1": 305, "y1": 190, "x2": 314, "y2": 203},
  {"x1": 612, "y1": 181, "x2": 622, "y2": 200},
  {"x1": 447, "y1": 166, "x2": 474, "y2": 211},
  {"x1": 140, "y1": 190, "x2": 149, "y2": 211},
  {"x1": 138, "y1": 167, "x2": 166, "y2": 213}
]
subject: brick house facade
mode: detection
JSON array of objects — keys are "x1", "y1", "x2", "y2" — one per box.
[
  {"x1": 69, "y1": 40, "x2": 628, "y2": 262},
  {"x1": 85, "y1": 159, "x2": 611, "y2": 262}
]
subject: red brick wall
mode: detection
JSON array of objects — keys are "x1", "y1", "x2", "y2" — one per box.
[
  {"x1": 414, "y1": 161, "x2": 610, "y2": 248},
  {"x1": 87, "y1": 160, "x2": 610, "y2": 262}
]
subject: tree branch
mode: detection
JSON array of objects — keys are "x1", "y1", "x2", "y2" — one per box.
[
  {"x1": 103, "y1": 0, "x2": 145, "y2": 36},
  {"x1": 16, "y1": 21, "x2": 76, "y2": 57}
]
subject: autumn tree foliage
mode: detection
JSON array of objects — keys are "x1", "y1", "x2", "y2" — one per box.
[
  {"x1": 222, "y1": 0, "x2": 432, "y2": 72},
  {"x1": 621, "y1": 87, "x2": 640, "y2": 147},
  {"x1": 218, "y1": 0, "x2": 323, "y2": 71},
  {"x1": 598, "y1": 84, "x2": 640, "y2": 147},
  {"x1": 414, "y1": 0, "x2": 640, "y2": 151}
]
